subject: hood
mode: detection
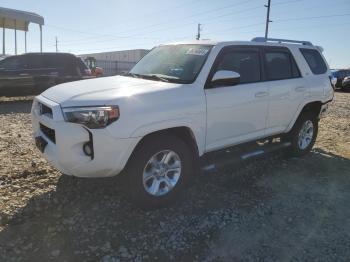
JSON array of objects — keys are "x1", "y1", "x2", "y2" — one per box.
[{"x1": 41, "y1": 75, "x2": 179, "y2": 106}]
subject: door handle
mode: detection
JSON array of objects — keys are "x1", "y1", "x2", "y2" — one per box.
[
  {"x1": 255, "y1": 91, "x2": 269, "y2": 98},
  {"x1": 295, "y1": 86, "x2": 306, "y2": 92},
  {"x1": 19, "y1": 73, "x2": 29, "y2": 76}
]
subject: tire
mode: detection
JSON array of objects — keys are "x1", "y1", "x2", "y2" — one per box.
[
  {"x1": 127, "y1": 134, "x2": 193, "y2": 209},
  {"x1": 287, "y1": 111, "x2": 318, "y2": 157},
  {"x1": 341, "y1": 86, "x2": 350, "y2": 92}
]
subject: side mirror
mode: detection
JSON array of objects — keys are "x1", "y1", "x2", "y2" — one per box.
[{"x1": 211, "y1": 70, "x2": 240, "y2": 87}]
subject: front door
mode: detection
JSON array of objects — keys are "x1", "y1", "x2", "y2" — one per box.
[{"x1": 205, "y1": 46, "x2": 269, "y2": 152}]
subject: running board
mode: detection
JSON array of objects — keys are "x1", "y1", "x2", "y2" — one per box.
[{"x1": 201, "y1": 141, "x2": 291, "y2": 172}]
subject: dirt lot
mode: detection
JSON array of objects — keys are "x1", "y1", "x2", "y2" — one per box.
[{"x1": 0, "y1": 92, "x2": 350, "y2": 261}]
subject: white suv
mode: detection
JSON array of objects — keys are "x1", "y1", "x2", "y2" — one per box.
[{"x1": 31, "y1": 37, "x2": 334, "y2": 208}]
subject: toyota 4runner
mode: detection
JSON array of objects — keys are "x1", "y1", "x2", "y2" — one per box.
[{"x1": 31, "y1": 37, "x2": 334, "y2": 208}]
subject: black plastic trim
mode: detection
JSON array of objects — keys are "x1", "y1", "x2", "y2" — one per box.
[{"x1": 83, "y1": 127, "x2": 94, "y2": 160}]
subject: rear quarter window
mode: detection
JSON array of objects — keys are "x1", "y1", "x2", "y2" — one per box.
[
  {"x1": 77, "y1": 58, "x2": 89, "y2": 70},
  {"x1": 0, "y1": 56, "x2": 26, "y2": 70},
  {"x1": 300, "y1": 48, "x2": 327, "y2": 75}
]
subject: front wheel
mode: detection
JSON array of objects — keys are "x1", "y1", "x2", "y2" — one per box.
[
  {"x1": 287, "y1": 112, "x2": 318, "y2": 157},
  {"x1": 127, "y1": 134, "x2": 193, "y2": 209}
]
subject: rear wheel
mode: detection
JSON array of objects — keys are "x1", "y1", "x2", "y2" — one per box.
[
  {"x1": 127, "y1": 134, "x2": 193, "y2": 209},
  {"x1": 286, "y1": 112, "x2": 318, "y2": 156}
]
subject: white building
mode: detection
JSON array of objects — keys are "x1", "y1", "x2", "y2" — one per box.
[
  {"x1": 79, "y1": 49, "x2": 149, "y2": 76},
  {"x1": 80, "y1": 49, "x2": 148, "y2": 63}
]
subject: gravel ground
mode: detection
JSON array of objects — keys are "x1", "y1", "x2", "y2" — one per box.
[{"x1": 0, "y1": 92, "x2": 350, "y2": 261}]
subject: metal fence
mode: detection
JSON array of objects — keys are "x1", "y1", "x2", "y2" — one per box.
[{"x1": 95, "y1": 60, "x2": 136, "y2": 76}]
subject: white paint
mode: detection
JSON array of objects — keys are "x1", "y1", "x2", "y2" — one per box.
[{"x1": 31, "y1": 40, "x2": 333, "y2": 178}]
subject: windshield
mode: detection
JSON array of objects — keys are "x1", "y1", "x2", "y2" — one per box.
[{"x1": 129, "y1": 44, "x2": 212, "y2": 83}]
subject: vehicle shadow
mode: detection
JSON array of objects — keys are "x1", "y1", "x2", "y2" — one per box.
[
  {"x1": 335, "y1": 88, "x2": 350, "y2": 93},
  {"x1": 0, "y1": 148, "x2": 349, "y2": 261},
  {"x1": 0, "y1": 99, "x2": 33, "y2": 114}
]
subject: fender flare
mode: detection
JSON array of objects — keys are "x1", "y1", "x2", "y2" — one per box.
[
  {"x1": 129, "y1": 118, "x2": 205, "y2": 155},
  {"x1": 285, "y1": 100, "x2": 324, "y2": 133}
]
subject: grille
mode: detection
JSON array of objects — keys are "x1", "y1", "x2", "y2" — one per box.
[
  {"x1": 40, "y1": 123, "x2": 56, "y2": 143},
  {"x1": 39, "y1": 103, "x2": 53, "y2": 118}
]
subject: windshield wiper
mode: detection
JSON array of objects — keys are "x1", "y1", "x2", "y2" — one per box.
[
  {"x1": 138, "y1": 74, "x2": 170, "y2": 82},
  {"x1": 125, "y1": 72, "x2": 141, "y2": 78},
  {"x1": 126, "y1": 73, "x2": 184, "y2": 83}
]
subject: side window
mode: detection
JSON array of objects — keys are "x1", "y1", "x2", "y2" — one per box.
[
  {"x1": 0, "y1": 56, "x2": 26, "y2": 70},
  {"x1": 300, "y1": 48, "x2": 327, "y2": 75},
  {"x1": 77, "y1": 58, "x2": 88, "y2": 71},
  {"x1": 215, "y1": 49, "x2": 261, "y2": 84},
  {"x1": 264, "y1": 50, "x2": 299, "y2": 80},
  {"x1": 65, "y1": 57, "x2": 80, "y2": 76},
  {"x1": 42, "y1": 55, "x2": 59, "y2": 69},
  {"x1": 27, "y1": 55, "x2": 43, "y2": 69}
]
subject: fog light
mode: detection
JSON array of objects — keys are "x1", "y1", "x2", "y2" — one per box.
[{"x1": 83, "y1": 142, "x2": 93, "y2": 157}]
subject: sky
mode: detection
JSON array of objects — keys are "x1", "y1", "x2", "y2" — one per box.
[{"x1": 1, "y1": 0, "x2": 350, "y2": 68}]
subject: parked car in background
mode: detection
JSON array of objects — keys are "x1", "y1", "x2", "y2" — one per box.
[
  {"x1": 32, "y1": 38, "x2": 333, "y2": 208},
  {"x1": 331, "y1": 69, "x2": 350, "y2": 90},
  {"x1": 342, "y1": 76, "x2": 350, "y2": 90},
  {"x1": 0, "y1": 53, "x2": 92, "y2": 97}
]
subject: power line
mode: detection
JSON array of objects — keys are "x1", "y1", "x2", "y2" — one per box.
[
  {"x1": 274, "y1": 13, "x2": 350, "y2": 22},
  {"x1": 213, "y1": 21, "x2": 350, "y2": 37},
  {"x1": 49, "y1": 0, "x2": 257, "y2": 45},
  {"x1": 46, "y1": 25, "x2": 162, "y2": 40},
  {"x1": 49, "y1": 0, "x2": 348, "y2": 53},
  {"x1": 62, "y1": 0, "x2": 310, "y2": 49},
  {"x1": 71, "y1": 35, "x2": 193, "y2": 54},
  {"x1": 108, "y1": 0, "x2": 257, "y2": 36},
  {"x1": 205, "y1": 22, "x2": 264, "y2": 36},
  {"x1": 86, "y1": 0, "x2": 203, "y2": 32},
  {"x1": 52, "y1": 0, "x2": 203, "y2": 36},
  {"x1": 273, "y1": 0, "x2": 303, "y2": 5},
  {"x1": 151, "y1": 0, "x2": 303, "y2": 40},
  {"x1": 68, "y1": 9, "x2": 347, "y2": 50}
]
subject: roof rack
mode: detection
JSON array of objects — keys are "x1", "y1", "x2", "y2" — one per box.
[{"x1": 251, "y1": 37, "x2": 313, "y2": 46}]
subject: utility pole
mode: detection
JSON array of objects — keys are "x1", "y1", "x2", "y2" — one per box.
[
  {"x1": 196, "y1": 23, "x2": 202, "y2": 40},
  {"x1": 55, "y1": 36, "x2": 58, "y2": 52},
  {"x1": 264, "y1": 0, "x2": 272, "y2": 38}
]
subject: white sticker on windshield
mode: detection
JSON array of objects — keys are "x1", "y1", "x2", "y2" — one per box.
[{"x1": 186, "y1": 48, "x2": 209, "y2": 56}]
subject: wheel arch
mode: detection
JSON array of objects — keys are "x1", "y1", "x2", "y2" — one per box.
[
  {"x1": 287, "y1": 100, "x2": 323, "y2": 132},
  {"x1": 126, "y1": 126, "x2": 201, "y2": 175}
]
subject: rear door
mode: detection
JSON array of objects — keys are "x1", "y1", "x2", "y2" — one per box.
[
  {"x1": 57, "y1": 55, "x2": 82, "y2": 83},
  {"x1": 27, "y1": 54, "x2": 60, "y2": 94},
  {"x1": 0, "y1": 55, "x2": 33, "y2": 96},
  {"x1": 205, "y1": 46, "x2": 269, "y2": 151},
  {"x1": 263, "y1": 47, "x2": 307, "y2": 135}
]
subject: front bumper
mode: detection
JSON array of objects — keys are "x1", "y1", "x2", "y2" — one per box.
[{"x1": 31, "y1": 95, "x2": 139, "y2": 177}]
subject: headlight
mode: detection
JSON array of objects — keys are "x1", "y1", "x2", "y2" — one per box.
[{"x1": 62, "y1": 106, "x2": 119, "y2": 129}]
